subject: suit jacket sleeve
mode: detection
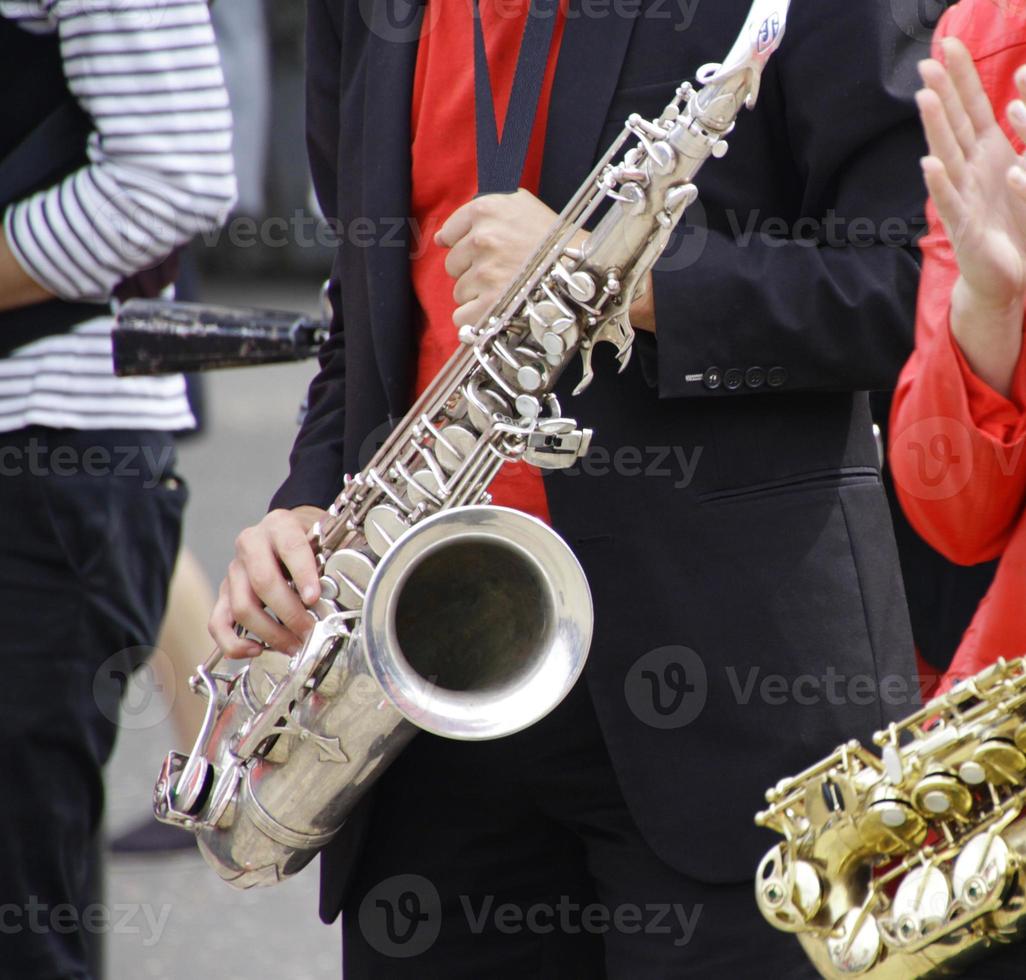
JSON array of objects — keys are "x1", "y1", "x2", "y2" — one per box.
[
  {"x1": 643, "y1": 0, "x2": 925, "y2": 399},
  {"x1": 270, "y1": 0, "x2": 347, "y2": 511}
]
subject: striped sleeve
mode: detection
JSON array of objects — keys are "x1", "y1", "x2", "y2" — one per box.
[{"x1": 0, "y1": 0, "x2": 237, "y2": 302}]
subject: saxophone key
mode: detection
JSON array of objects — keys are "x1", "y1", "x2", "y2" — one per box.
[
  {"x1": 406, "y1": 468, "x2": 444, "y2": 507},
  {"x1": 911, "y1": 772, "x2": 974, "y2": 820},
  {"x1": 319, "y1": 575, "x2": 340, "y2": 602},
  {"x1": 515, "y1": 394, "x2": 541, "y2": 421},
  {"x1": 856, "y1": 794, "x2": 927, "y2": 854},
  {"x1": 435, "y1": 425, "x2": 477, "y2": 473},
  {"x1": 364, "y1": 505, "x2": 409, "y2": 559},
  {"x1": 826, "y1": 910, "x2": 882, "y2": 975},
  {"x1": 958, "y1": 760, "x2": 988, "y2": 785},
  {"x1": 542, "y1": 331, "x2": 567, "y2": 357},
  {"x1": 1013, "y1": 720, "x2": 1026, "y2": 754},
  {"x1": 552, "y1": 265, "x2": 596, "y2": 304},
  {"x1": 465, "y1": 382, "x2": 510, "y2": 433},
  {"x1": 755, "y1": 844, "x2": 822, "y2": 931},
  {"x1": 889, "y1": 866, "x2": 951, "y2": 943},
  {"x1": 324, "y1": 548, "x2": 377, "y2": 608},
  {"x1": 952, "y1": 833, "x2": 1012, "y2": 909},
  {"x1": 969, "y1": 738, "x2": 1026, "y2": 787},
  {"x1": 516, "y1": 361, "x2": 548, "y2": 393}
]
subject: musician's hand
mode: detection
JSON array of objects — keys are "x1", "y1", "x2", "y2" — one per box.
[
  {"x1": 917, "y1": 38, "x2": 1026, "y2": 395},
  {"x1": 209, "y1": 506, "x2": 326, "y2": 659},
  {"x1": 436, "y1": 188, "x2": 656, "y2": 333},
  {"x1": 435, "y1": 189, "x2": 563, "y2": 329}
]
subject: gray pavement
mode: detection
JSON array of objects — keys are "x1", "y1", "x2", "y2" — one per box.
[{"x1": 104, "y1": 277, "x2": 341, "y2": 980}]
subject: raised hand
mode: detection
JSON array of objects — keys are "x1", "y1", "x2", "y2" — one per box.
[{"x1": 916, "y1": 37, "x2": 1026, "y2": 395}]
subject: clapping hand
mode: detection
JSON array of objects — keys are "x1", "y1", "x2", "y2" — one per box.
[{"x1": 917, "y1": 37, "x2": 1026, "y2": 395}]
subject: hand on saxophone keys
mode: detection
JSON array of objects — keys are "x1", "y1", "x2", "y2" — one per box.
[
  {"x1": 208, "y1": 504, "x2": 327, "y2": 659},
  {"x1": 435, "y1": 187, "x2": 656, "y2": 334}
]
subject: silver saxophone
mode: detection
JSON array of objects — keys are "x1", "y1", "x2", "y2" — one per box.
[{"x1": 153, "y1": 0, "x2": 791, "y2": 888}]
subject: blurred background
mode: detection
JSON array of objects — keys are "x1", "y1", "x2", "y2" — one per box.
[{"x1": 103, "y1": 4, "x2": 341, "y2": 976}]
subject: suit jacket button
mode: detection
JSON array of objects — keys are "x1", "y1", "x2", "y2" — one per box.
[
  {"x1": 723, "y1": 368, "x2": 744, "y2": 391},
  {"x1": 745, "y1": 366, "x2": 766, "y2": 389},
  {"x1": 702, "y1": 367, "x2": 722, "y2": 390},
  {"x1": 767, "y1": 366, "x2": 788, "y2": 388}
]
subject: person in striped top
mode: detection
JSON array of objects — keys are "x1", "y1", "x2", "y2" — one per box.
[{"x1": 0, "y1": 2, "x2": 234, "y2": 976}]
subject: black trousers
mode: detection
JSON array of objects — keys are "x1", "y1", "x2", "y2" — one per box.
[
  {"x1": 0, "y1": 427, "x2": 185, "y2": 980},
  {"x1": 340, "y1": 680, "x2": 820, "y2": 979}
]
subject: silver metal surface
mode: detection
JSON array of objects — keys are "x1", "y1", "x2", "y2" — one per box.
[{"x1": 153, "y1": 0, "x2": 790, "y2": 889}]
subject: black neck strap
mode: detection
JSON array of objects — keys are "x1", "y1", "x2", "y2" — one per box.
[{"x1": 472, "y1": 0, "x2": 558, "y2": 195}]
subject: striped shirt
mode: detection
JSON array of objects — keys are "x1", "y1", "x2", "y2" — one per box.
[{"x1": 0, "y1": 0, "x2": 236, "y2": 432}]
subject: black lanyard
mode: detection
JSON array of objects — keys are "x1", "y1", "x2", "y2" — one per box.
[{"x1": 472, "y1": 0, "x2": 559, "y2": 194}]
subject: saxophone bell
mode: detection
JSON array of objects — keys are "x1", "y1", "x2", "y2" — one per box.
[
  {"x1": 361, "y1": 506, "x2": 593, "y2": 740},
  {"x1": 155, "y1": 506, "x2": 591, "y2": 887}
]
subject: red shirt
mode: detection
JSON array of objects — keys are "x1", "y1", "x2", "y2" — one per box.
[
  {"x1": 889, "y1": 0, "x2": 1026, "y2": 686},
  {"x1": 409, "y1": 0, "x2": 567, "y2": 523}
]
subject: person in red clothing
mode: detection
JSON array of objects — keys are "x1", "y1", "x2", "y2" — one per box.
[{"x1": 891, "y1": 0, "x2": 1026, "y2": 689}]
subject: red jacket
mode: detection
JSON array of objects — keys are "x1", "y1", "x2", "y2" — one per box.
[{"x1": 890, "y1": 0, "x2": 1026, "y2": 687}]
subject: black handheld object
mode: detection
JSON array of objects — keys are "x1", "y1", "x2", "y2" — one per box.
[{"x1": 112, "y1": 299, "x2": 328, "y2": 376}]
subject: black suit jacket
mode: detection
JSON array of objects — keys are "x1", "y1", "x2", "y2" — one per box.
[{"x1": 273, "y1": 0, "x2": 926, "y2": 920}]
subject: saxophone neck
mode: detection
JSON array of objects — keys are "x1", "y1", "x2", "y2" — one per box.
[{"x1": 693, "y1": 0, "x2": 791, "y2": 131}]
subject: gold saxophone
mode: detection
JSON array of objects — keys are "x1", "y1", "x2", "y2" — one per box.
[{"x1": 755, "y1": 657, "x2": 1026, "y2": 978}]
